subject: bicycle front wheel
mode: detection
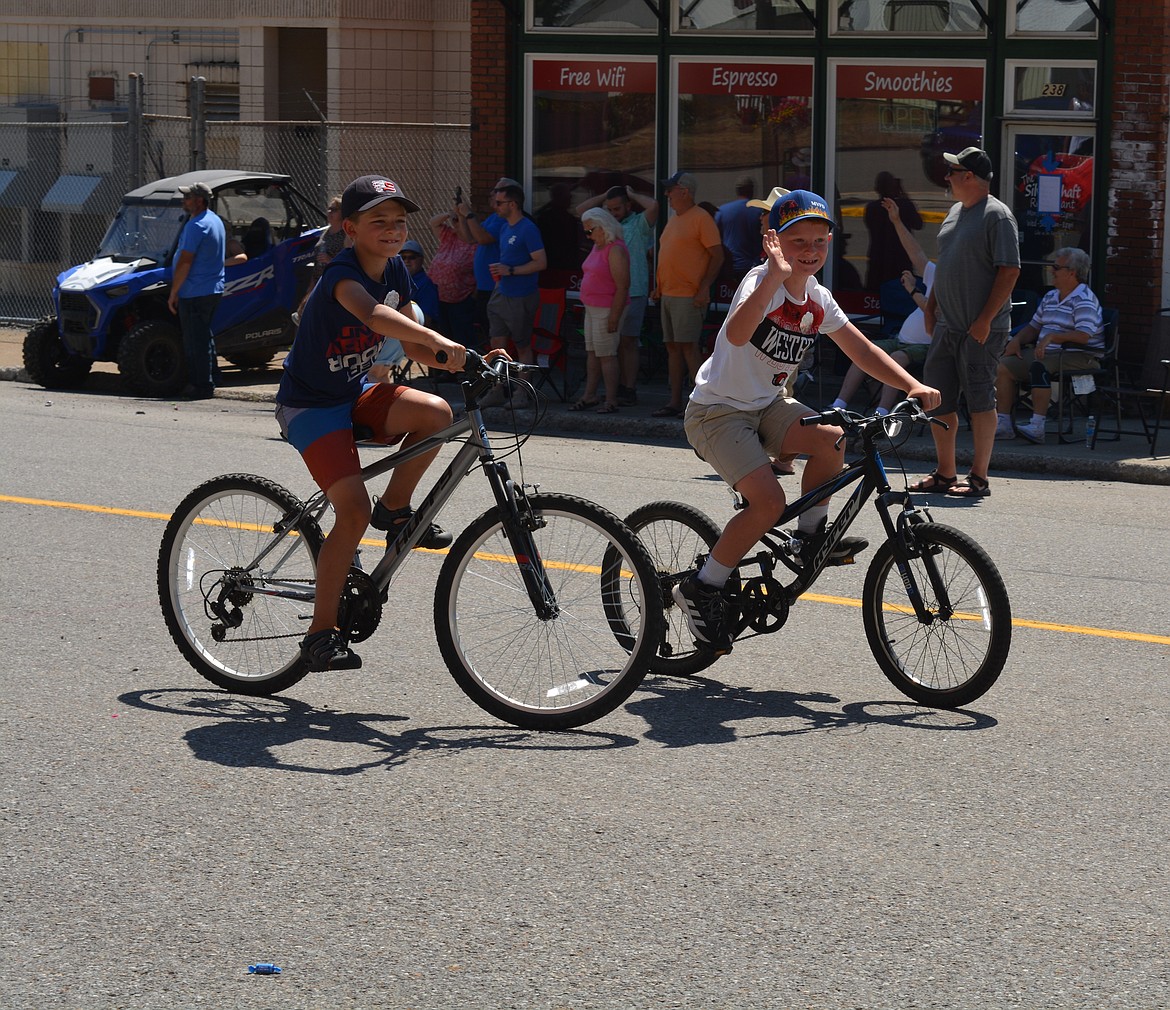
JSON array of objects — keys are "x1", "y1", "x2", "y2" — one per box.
[
  {"x1": 434, "y1": 493, "x2": 664, "y2": 730},
  {"x1": 862, "y1": 522, "x2": 1011, "y2": 708},
  {"x1": 158, "y1": 474, "x2": 323, "y2": 695},
  {"x1": 623, "y1": 501, "x2": 723, "y2": 677}
]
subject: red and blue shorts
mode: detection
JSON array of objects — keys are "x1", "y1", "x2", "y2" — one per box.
[{"x1": 275, "y1": 383, "x2": 407, "y2": 491}]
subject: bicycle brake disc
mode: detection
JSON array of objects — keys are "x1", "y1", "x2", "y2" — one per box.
[
  {"x1": 741, "y1": 575, "x2": 788, "y2": 633},
  {"x1": 338, "y1": 569, "x2": 383, "y2": 643}
]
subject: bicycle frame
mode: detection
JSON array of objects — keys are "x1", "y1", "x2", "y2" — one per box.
[
  {"x1": 274, "y1": 365, "x2": 555, "y2": 614},
  {"x1": 734, "y1": 417, "x2": 942, "y2": 623}
]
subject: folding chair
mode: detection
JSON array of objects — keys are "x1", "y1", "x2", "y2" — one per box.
[
  {"x1": 1052, "y1": 307, "x2": 1119, "y2": 443},
  {"x1": 1093, "y1": 351, "x2": 1169, "y2": 457},
  {"x1": 519, "y1": 287, "x2": 570, "y2": 401}
]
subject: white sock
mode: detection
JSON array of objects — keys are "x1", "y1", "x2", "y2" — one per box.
[
  {"x1": 1031, "y1": 413, "x2": 1045, "y2": 426},
  {"x1": 831, "y1": 398, "x2": 847, "y2": 411},
  {"x1": 698, "y1": 556, "x2": 734, "y2": 589},
  {"x1": 997, "y1": 412, "x2": 1012, "y2": 426},
  {"x1": 798, "y1": 504, "x2": 829, "y2": 535}
]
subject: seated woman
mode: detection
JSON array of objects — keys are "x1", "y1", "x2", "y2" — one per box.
[{"x1": 994, "y1": 247, "x2": 1104, "y2": 445}]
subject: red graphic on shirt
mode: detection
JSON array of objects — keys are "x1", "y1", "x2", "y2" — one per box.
[
  {"x1": 749, "y1": 294, "x2": 823, "y2": 383},
  {"x1": 326, "y1": 325, "x2": 382, "y2": 377}
]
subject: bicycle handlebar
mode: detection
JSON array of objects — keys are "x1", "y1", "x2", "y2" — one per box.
[{"x1": 799, "y1": 397, "x2": 947, "y2": 431}]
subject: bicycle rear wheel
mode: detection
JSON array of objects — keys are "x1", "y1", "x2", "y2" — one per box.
[
  {"x1": 158, "y1": 474, "x2": 323, "y2": 695},
  {"x1": 434, "y1": 493, "x2": 664, "y2": 730},
  {"x1": 622, "y1": 501, "x2": 723, "y2": 677},
  {"x1": 862, "y1": 522, "x2": 1011, "y2": 708}
]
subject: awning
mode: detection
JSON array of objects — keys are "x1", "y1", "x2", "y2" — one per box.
[
  {"x1": 41, "y1": 174, "x2": 105, "y2": 213},
  {"x1": 0, "y1": 169, "x2": 32, "y2": 208}
]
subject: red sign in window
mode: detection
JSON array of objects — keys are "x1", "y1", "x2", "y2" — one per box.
[
  {"x1": 677, "y1": 61, "x2": 813, "y2": 98},
  {"x1": 532, "y1": 60, "x2": 657, "y2": 93},
  {"x1": 836, "y1": 64, "x2": 984, "y2": 102}
]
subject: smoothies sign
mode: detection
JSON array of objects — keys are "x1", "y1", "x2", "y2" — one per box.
[
  {"x1": 836, "y1": 64, "x2": 984, "y2": 101},
  {"x1": 532, "y1": 60, "x2": 656, "y2": 93}
]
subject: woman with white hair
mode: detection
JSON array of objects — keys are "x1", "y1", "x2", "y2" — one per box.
[{"x1": 570, "y1": 207, "x2": 630, "y2": 414}]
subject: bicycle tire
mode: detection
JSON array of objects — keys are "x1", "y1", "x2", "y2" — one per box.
[
  {"x1": 158, "y1": 474, "x2": 323, "y2": 695},
  {"x1": 622, "y1": 500, "x2": 723, "y2": 677},
  {"x1": 433, "y1": 493, "x2": 664, "y2": 730},
  {"x1": 862, "y1": 522, "x2": 1011, "y2": 708}
]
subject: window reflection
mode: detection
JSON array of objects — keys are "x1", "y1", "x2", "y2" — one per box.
[
  {"x1": 676, "y1": 0, "x2": 813, "y2": 32},
  {"x1": 834, "y1": 0, "x2": 985, "y2": 34},
  {"x1": 532, "y1": 0, "x2": 658, "y2": 31},
  {"x1": 1012, "y1": 0, "x2": 1097, "y2": 34}
]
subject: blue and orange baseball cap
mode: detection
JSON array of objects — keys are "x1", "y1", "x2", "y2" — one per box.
[{"x1": 769, "y1": 190, "x2": 834, "y2": 234}]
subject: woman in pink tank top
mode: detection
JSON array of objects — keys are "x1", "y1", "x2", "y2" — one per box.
[{"x1": 572, "y1": 207, "x2": 630, "y2": 414}]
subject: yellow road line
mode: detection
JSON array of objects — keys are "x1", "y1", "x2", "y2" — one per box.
[{"x1": 5, "y1": 493, "x2": 1165, "y2": 645}]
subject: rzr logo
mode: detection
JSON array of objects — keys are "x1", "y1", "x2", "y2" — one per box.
[{"x1": 223, "y1": 264, "x2": 275, "y2": 296}]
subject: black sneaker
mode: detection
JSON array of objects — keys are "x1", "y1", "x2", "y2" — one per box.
[
  {"x1": 789, "y1": 517, "x2": 868, "y2": 568},
  {"x1": 671, "y1": 575, "x2": 733, "y2": 654},
  {"x1": 300, "y1": 629, "x2": 362, "y2": 672},
  {"x1": 371, "y1": 500, "x2": 454, "y2": 550}
]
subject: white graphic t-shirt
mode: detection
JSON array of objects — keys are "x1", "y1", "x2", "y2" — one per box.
[{"x1": 691, "y1": 268, "x2": 849, "y2": 412}]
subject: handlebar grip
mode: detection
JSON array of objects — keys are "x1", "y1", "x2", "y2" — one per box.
[{"x1": 435, "y1": 350, "x2": 448, "y2": 364}]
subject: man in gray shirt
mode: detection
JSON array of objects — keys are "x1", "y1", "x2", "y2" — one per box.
[{"x1": 911, "y1": 147, "x2": 1020, "y2": 498}]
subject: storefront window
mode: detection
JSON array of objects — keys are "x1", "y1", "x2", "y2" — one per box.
[
  {"x1": 675, "y1": 0, "x2": 813, "y2": 33},
  {"x1": 1006, "y1": 124, "x2": 1093, "y2": 294},
  {"x1": 528, "y1": 57, "x2": 658, "y2": 285},
  {"x1": 829, "y1": 60, "x2": 985, "y2": 313},
  {"x1": 673, "y1": 59, "x2": 813, "y2": 299},
  {"x1": 832, "y1": 0, "x2": 985, "y2": 35},
  {"x1": 1010, "y1": 0, "x2": 1098, "y2": 36},
  {"x1": 530, "y1": 0, "x2": 658, "y2": 31},
  {"x1": 1007, "y1": 62, "x2": 1095, "y2": 118}
]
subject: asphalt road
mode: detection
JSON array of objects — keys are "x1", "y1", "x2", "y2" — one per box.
[{"x1": 2, "y1": 381, "x2": 1169, "y2": 1009}]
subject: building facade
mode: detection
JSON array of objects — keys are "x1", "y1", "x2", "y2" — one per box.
[{"x1": 471, "y1": 0, "x2": 1170, "y2": 370}]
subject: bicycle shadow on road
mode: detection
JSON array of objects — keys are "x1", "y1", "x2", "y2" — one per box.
[
  {"x1": 625, "y1": 675, "x2": 997, "y2": 748},
  {"x1": 119, "y1": 689, "x2": 639, "y2": 776}
]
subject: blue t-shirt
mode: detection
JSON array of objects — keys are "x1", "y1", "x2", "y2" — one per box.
[
  {"x1": 473, "y1": 213, "x2": 505, "y2": 291},
  {"x1": 496, "y1": 216, "x2": 544, "y2": 298},
  {"x1": 276, "y1": 247, "x2": 414, "y2": 408},
  {"x1": 411, "y1": 269, "x2": 441, "y2": 323},
  {"x1": 175, "y1": 209, "x2": 226, "y2": 297}
]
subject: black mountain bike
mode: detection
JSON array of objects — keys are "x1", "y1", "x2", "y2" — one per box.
[
  {"x1": 157, "y1": 351, "x2": 664, "y2": 730},
  {"x1": 622, "y1": 400, "x2": 1011, "y2": 708}
]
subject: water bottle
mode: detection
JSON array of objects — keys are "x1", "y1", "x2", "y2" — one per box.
[{"x1": 1084, "y1": 414, "x2": 1096, "y2": 447}]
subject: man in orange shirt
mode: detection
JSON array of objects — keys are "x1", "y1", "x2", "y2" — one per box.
[{"x1": 651, "y1": 171, "x2": 724, "y2": 417}]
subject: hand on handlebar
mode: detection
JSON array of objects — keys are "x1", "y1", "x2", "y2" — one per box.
[{"x1": 905, "y1": 383, "x2": 941, "y2": 413}]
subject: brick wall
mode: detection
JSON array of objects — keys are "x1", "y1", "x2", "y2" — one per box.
[
  {"x1": 1106, "y1": 3, "x2": 1170, "y2": 362},
  {"x1": 469, "y1": 0, "x2": 511, "y2": 208}
]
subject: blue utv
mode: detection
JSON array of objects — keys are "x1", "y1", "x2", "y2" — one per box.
[{"x1": 23, "y1": 169, "x2": 326, "y2": 396}]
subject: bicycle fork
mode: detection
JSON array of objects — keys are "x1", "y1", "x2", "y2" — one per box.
[
  {"x1": 488, "y1": 465, "x2": 559, "y2": 621},
  {"x1": 879, "y1": 495, "x2": 954, "y2": 625}
]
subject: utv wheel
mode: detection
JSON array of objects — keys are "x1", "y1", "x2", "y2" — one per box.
[
  {"x1": 22, "y1": 316, "x2": 93, "y2": 389},
  {"x1": 119, "y1": 319, "x2": 186, "y2": 397}
]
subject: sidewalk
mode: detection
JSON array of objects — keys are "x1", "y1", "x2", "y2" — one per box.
[{"x1": 3, "y1": 326, "x2": 1167, "y2": 485}]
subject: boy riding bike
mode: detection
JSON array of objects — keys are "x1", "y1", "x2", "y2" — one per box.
[
  {"x1": 275, "y1": 175, "x2": 476, "y2": 673},
  {"x1": 675, "y1": 190, "x2": 942, "y2": 655}
]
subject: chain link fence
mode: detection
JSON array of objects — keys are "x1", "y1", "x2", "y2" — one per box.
[{"x1": 0, "y1": 111, "x2": 469, "y2": 323}]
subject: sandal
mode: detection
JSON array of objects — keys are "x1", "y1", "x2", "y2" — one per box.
[
  {"x1": 947, "y1": 473, "x2": 991, "y2": 498},
  {"x1": 651, "y1": 404, "x2": 684, "y2": 418},
  {"x1": 568, "y1": 398, "x2": 600, "y2": 412},
  {"x1": 908, "y1": 470, "x2": 956, "y2": 493},
  {"x1": 300, "y1": 629, "x2": 362, "y2": 672},
  {"x1": 595, "y1": 402, "x2": 619, "y2": 414}
]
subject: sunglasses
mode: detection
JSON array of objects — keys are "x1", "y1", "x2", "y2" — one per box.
[{"x1": 945, "y1": 167, "x2": 969, "y2": 177}]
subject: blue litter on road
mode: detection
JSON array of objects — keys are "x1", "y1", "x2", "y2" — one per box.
[{"x1": 248, "y1": 963, "x2": 281, "y2": 974}]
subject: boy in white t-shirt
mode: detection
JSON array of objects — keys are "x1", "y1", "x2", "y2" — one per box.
[{"x1": 675, "y1": 190, "x2": 941, "y2": 654}]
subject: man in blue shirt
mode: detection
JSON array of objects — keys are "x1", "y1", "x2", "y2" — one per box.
[
  {"x1": 168, "y1": 181, "x2": 226, "y2": 399},
  {"x1": 716, "y1": 176, "x2": 764, "y2": 286},
  {"x1": 465, "y1": 176, "x2": 518, "y2": 350},
  {"x1": 486, "y1": 183, "x2": 547, "y2": 366}
]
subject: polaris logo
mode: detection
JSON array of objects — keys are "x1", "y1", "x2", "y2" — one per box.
[{"x1": 223, "y1": 264, "x2": 275, "y2": 296}]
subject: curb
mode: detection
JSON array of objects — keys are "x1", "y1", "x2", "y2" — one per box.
[{"x1": 5, "y1": 365, "x2": 1167, "y2": 486}]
